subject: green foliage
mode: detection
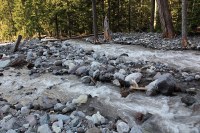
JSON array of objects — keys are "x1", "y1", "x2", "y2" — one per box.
[{"x1": 0, "y1": 0, "x2": 199, "y2": 41}]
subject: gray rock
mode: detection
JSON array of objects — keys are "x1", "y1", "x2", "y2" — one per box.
[
  {"x1": 0, "y1": 115, "x2": 16, "y2": 130},
  {"x1": 156, "y1": 73, "x2": 176, "y2": 95},
  {"x1": 33, "y1": 96, "x2": 57, "y2": 110},
  {"x1": 71, "y1": 117, "x2": 80, "y2": 127},
  {"x1": 81, "y1": 76, "x2": 91, "y2": 84},
  {"x1": 195, "y1": 74, "x2": 200, "y2": 80},
  {"x1": 39, "y1": 114, "x2": 50, "y2": 125},
  {"x1": 26, "y1": 115, "x2": 37, "y2": 127},
  {"x1": 86, "y1": 127, "x2": 102, "y2": 133},
  {"x1": 6, "y1": 129, "x2": 17, "y2": 133},
  {"x1": 62, "y1": 104, "x2": 76, "y2": 113},
  {"x1": 146, "y1": 80, "x2": 158, "y2": 96},
  {"x1": 130, "y1": 125, "x2": 142, "y2": 133},
  {"x1": 54, "y1": 60, "x2": 62, "y2": 66},
  {"x1": 185, "y1": 76, "x2": 194, "y2": 82},
  {"x1": 21, "y1": 106, "x2": 30, "y2": 115},
  {"x1": 86, "y1": 111, "x2": 106, "y2": 124},
  {"x1": 114, "y1": 72, "x2": 125, "y2": 80},
  {"x1": 0, "y1": 59, "x2": 10, "y2": 68},
  {"x1": 181, "y1": 95, "x2": 196, "y2": 106},
  {"x1": 72, "y1": 95, "x2": 88, "y2": 105},
  {"x1": 56, "y1": 114, "x2": 70, "y2": 121},
  {"x1": 34, "y1": 58, "x2": 42, "y2": 67},
  {"x1": 54, "y1": 103, "x2": 65, "y2": 111},
  {"x1": 1, "y1": 105, "x2": 10, "y2": 113},
  {"x1": 37, "y1": 124, "x2": 52, "y2": 133},
  {"x1": 146, "y1": 73, "x2": 176, "y2": 96},
  {"x1": 26, "y1": 50, "x2": 34, "y2": 61},
  {"x1": 52, "y1": 120, "x2": 63, "y2": 133},
  {"x1": 125, "y1": 73, "x2": 142, "y2": 84},
  {"x1": 116, "y1": 120, "x2": 130, "y2": 133},
  {"x1": 76, "y1": 66, "x2": 88, "y2": 76},
  {"x1": 92, "y1": 69, "x2": 100, "y2": 79},
  {"x1": 91, "y1": 61, "x2": 101, "y2": 70}
]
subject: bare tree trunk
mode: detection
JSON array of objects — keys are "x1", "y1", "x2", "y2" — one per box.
[
  {"x1": 150, "y1": 0, "x2": 155, "y2": 32},
  {"x1": 128, "y1": 0, "x2": 131, "y2": 33},
  {"x1": 104, "y1": 16, "x2": 112, "y2": 42},
  {"x1": 117, "y1": 0, "x2": 120, "y2": 31},
  {"x1": 91, "y1": 0, "x2": 99, "y2": 43},
  {"x1": 182, "y1": 0, "x2": 188, "y2": 48},
  {"x1": 156, "y1": 0, "x2": 175, "y2": 38},
  {"x1": 55, "y1": 13, "x2": 59, "y2": 39},
  {"x1": 108, "y1": 0, "x2": 111, "y2": 28}
]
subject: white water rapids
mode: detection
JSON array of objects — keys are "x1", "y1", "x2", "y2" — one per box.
[{"x1": 1, "y1": 40, "x2": 200, "y2": 133}]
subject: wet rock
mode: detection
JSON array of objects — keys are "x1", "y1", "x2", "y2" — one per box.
[
  {"x1": 26, "y1": 50, "x2": 34, "y2": 61},
  {"x1": 37, "y1": 124, "x2": 52, "y2": 133},
  {"x1": 93, "y1": 69, "x2": 100, "y2": 79},
  {"x1": 52, "y1": 120, "x2": 63, "y2": 133},
  {"x1": 195, "y1": 74, "x2": 200, "y2": 80},
  {"x1": 6, "y1": 129, "x2": 17, "y2": 133},
  {"x1": 1, "y1": 105, "x2": 10, "y2": 113},
  {"x1": 55, "y1": 114, "x2": 70, "y2": 121},
  {"x1": 26, "y1": 115, "x2": 37, "y2": 127},
  {"x1": 0, "y1": 59, "x2": 10, "y2": 68},
  {"x1": 81, "y1": 76, "x2": 92, "y2": 84},
  {"x1": 146, "y1": 80, "x2": 158, "y2": 96},
  {"x1": 156, "y1": 73, "x2": 176, "y2": 95},
  {"x1": 86, "y1": 111, "x2": 106, "y2": 124},
  {"x1": 34, "y1": 58, "x2": 42, "y2": 67},
  {"x1": 21, "y1": 106, "x2": 30, "y2": 115},
  {"x1": 72, "y1": 95, "x2": 88, "y2": 105},
  {"x1": 153, "y1": 72, "x2": 162, "y2": 80},
  {"x1": 114, "y1": 72, "x2": 125, "y2": 80},
  {"x1": 146, "y1": 73, "x2": 176, "y2": 96},
  {"x1": 54, "y1": 60, "x2": 62, "y2": 66},
  {"x1": 116, "y1": 120, "x2": 130, "y2": 133},
  {"x1": 54, "y1": 103, "x2": 65, "y2": 111},
  {"x1": 33, "y1": 96, "x2": 57, "y2": 110},
  {"x1": 112, "y1": 79, "x2": 121, "y2": 87},
  {"x1": 62, "y1": 103, "x2": 76, "y2": 113},
  {"x1": 71, "y1": 117, "x2": 80, "y2": 127},
  {"x1": 91, "y1": 61, "x2": 101, "y2": 70},
  {"x1": 86, "y1": 127, "x2": 102, "y2": 133},
  {"x1": 76, "y1": 66, "x2": 88, "y2": 76},
  {"x1": 181, "y1": 95, "x2": 196, "y2": 106},
  {"x1": 0, "y1": 115, "x2": 16, "y2": 130},
  {"x1": 125, "y1": 73, "x2": 142, "y2": 84},
  {"x1": 130, "y1": 125, "x2": 142, "y2": 133},
  {"x1": 39, "y1": 113, "x2": 50, "y2": 125},
  {"x1": 185, "y1": 76, "x2": 194, "y2": 82}
]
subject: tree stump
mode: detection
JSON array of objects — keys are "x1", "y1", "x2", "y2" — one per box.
[{"x1": 13, "y1": 35, "x2": 22, "y2": 53}]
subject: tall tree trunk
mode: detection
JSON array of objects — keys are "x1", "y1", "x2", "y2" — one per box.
[
  {"x1": 108, "y1": 0, "x2": 111, "y2": 29},
  {"x1": 91, "y1": 0, "x2": 99, "y2": 43},
  {"x1": 117, "y1": 0, "x2": 120, "y2": 31},
  {"x1": 150, "y1": 0, "x2": 155, "y2": 32},
  {"x1": 156, "y1": 0, "x2": 174, "y2": 38},
  {"x1": 128, "y1": 0, "x2": 131, "y2": 33},
  {"x1": 55, "y1": 13, "x2": 59, "y2": 38},
  {"x1": 102, "y1": 0, "x2": 105, "y2": 27},
  {"x1": 182, "y1": 0, "x2": 188, "y2": 47}
]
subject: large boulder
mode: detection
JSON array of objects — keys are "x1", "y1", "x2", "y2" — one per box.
[{"x1": 146, "y1": 73, "x2": 176, "y2": 96}]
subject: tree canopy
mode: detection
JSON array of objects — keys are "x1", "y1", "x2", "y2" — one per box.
[{"x1": 0, "y1": 0, "x2": 199, "y2": 42}]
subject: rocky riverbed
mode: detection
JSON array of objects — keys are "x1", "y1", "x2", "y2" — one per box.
[{"x1": 0, "y1": 36, "x2": 200, "y2": 133}]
